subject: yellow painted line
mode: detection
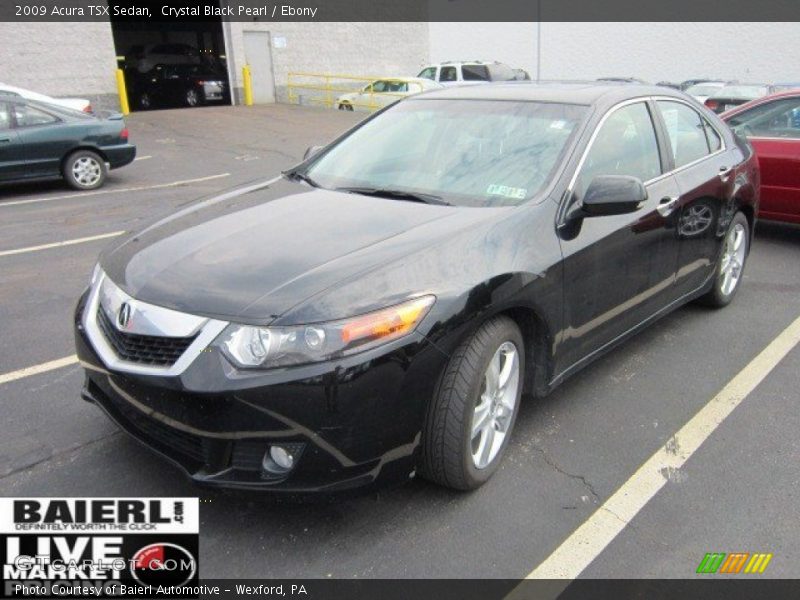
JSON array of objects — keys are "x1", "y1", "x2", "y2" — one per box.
[
  {"x1": 0, "y1": 231, "x2": 125, "y2": 258},
  {"x1": 0, "y1": 173, "x2": 230, "y2": 208},
  {"x1": 525, "y1": 314, "x2": 800, "y2": 580},
  {"x1": 0, "y1": 355, "x2": 78, "y2": 386}
]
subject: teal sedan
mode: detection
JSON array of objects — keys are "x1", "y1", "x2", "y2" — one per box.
[{"x1": 0, "y1": 95, "x2": 135, "y2": 190}]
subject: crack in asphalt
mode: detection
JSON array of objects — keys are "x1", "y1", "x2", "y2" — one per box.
[
  {"x1": 533, "y1": 445, "x2": 601, "y2": 505},
  {"x1": 0, "y1": 431, "x2": 121, "y2": 483}
]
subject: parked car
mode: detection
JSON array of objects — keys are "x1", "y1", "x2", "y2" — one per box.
[
  {"x1": 656, "y1": 81, "x2": 682, "y2": 90},
  {"x1": 417, "y1": 61, "x2": 528, "y2": 86},
  {"x1": 124, "y1": 43, "x2": 202, "y2": 73},
  {"x1": 0, "y1": 82, "x2": 92, "y2": 113},
  {"x1": 131, "y1": 64, "x2": 229, "y2": 109},
  {"x1": 75, "y1": 83, "x2": 757, "y2": 493},
  {"x1": 770, "y1": 82, "x2": 800, "y2": 93},
  {"x1": 684, "y1": 81, "x2": 727, "y2": 104},
  {"x1": 0, "y1": 96, "x2": 135, "y2": 190},
  {"x1": 705, "y1": 84, "x2": 770, "y2": 113},
  {"x1": 680, "y1": 78, "x2": 715, "y2": 91},
  {"x1": 597, "y1": 77, "x2": 648, "y2": 84},
  {"x1": 723, "y1": 90, "x2": 800, "y2": 223},
  {"x1": 336, "y1": 77, "x2": 441, "y2": 111}
]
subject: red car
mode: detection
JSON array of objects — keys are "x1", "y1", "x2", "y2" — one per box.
[{"x1": 722, "y1": 91, "x2": 800, "y2": 224}]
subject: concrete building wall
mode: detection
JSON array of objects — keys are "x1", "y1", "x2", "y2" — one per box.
[
  {"x1": 226, "y1": 22, "x2": 430, "y2": 103},
  {"x1": 0, "y1": 22, "x2": 119, "y2": 110}
]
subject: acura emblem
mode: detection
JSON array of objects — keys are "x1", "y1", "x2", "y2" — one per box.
[{"x1": 117, "y1": 302, "x2": 132, "y2": 329}]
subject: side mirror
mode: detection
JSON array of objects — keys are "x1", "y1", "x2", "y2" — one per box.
[
  {"x1": 303, "y1": 145, "x2": 324, "y2": 160},
  {"x1": 580, "y1": 175, "x2": 647, "y2": 217}
]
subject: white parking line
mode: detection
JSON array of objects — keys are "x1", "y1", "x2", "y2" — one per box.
[
  {"x1": 524, "y1": 314, "x2": 800, "y2": 580},
  {"x1": 0, "y1": 231, "x2": 125, "y2": 258},
  {"x1": 0, "y1": 173, "x2": 230, "y2": 208},
  {"x1": 134, "y1": 155, "x2": 152, "y2": 161},
  {"x1": 0, "y1": 355, "x2": 78, "y2": 386}
]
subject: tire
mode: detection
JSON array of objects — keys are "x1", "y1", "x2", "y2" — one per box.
[
  {"x1": 62, "y1": 150, "x2": 107, "y2": 191},
  {"x1": 421, "y1": 316, "x2": 525, "y2": 490},
  {"x1": 185, "y1": 88, "x2": 201, "y2": 107},
  {"x1": 338, "y1": 102, "x2": 353, "y2": 112},
  {"x1": 698, "y1": 211, "x2": 750, "y2": 307}
]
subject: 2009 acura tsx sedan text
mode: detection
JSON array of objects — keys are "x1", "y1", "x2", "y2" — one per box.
[{"x1": 74, "y1": 83, "x2": 759, "y2": 493}]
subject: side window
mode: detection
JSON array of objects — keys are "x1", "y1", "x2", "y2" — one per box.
[
  {"x1": 0, "y1": 103, "x2": 10, "y2": 130},
  {"x1": 727, "y1": 97, "x2": 800, "y2": 139},
  {"x1": 13, "y1": 105, "x2": 58, "y2": 127},
  {"x1": 576, "y1": 102, "x2": 662, "y2": 196},
  {"x1": 371, "y1": 81, "x2": 388, "y2": 93},
  {"x1": 462, "y1": 65, "x2": 490, "y2": 81},
  {"x1": 656, "y1": 100, "x2": 712, "y2": 168},
  {"x1": 440, "y1": 66, "x2": 457, "y2": 82},
  {"x1": 417, "y1": 67, "x2": 436, "y2": 80}
]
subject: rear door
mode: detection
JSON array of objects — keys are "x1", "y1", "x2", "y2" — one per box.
[
  {"x1": 653, "y1": 99, "x2": 737, "y2": 298},
  {"x1": 727, "y1": 96, "x2": 800, "y2": 222},
  {"x1": 0, "y1": 101, "x2": 27, "y2": 180},
  {"x1": 558, "y1": 100, "x2": 682, "y2": 370}
]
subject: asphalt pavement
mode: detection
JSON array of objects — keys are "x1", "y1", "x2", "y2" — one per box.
[{"x1": 0, "y1": 103, "x2": 798, "y2": 580}]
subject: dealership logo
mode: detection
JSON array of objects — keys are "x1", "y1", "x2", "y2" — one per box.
[
  {"x1": 131, "y1": 542, "x2": 197, "y2": 587},
  {"x1": 696, "y1": 552, "x2": 773, "y2": 574},
  {"x1": 117, "y1": 302, "x2": 132, "y2": 329}
]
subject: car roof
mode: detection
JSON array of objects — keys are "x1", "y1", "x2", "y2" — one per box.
[{"x1": 413, "y1": 81, "x2": 688, "y2": 106}]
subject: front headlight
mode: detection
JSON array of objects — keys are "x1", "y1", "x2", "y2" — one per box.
[{"x1": 215, "y1": 295, "x2": 435, "y2": 369}]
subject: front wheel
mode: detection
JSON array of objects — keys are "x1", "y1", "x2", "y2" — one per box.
[
  {"x1": 699, "y1": 211, "x2": 750, "y2": 307},
  {"x1": 421, "y1": 316, "x2": 524, "y2": 490},
  {"x1": 62, "y1": 150, "x2": 107, "y2": 190}
]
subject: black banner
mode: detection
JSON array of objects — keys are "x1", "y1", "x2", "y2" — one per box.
[{"x1": 1, "y1": 0, "x2": 799, "y2": 22}]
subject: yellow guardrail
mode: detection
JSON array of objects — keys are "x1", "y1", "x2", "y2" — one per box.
[{"x1": 287, "y1": 72, "x2": 425, "y2": 111}]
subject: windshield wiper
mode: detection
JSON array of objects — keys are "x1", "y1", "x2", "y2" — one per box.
[
  {"x1": 335, "y1": 186, "x2": 451, "y2": 206},
  {"x1": 283, "y1": 169, "x2": 319, "y2": 187}
]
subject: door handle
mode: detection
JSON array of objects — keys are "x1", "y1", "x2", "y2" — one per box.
[
  {"x1": 0, "y1": 137, "x2": 11, "y2": 143},
  {"x1": 718, "y1": 166, "x2": 733, "y2": 182},
  {"x1": 657, "y1": 196, "x2": 678, "y2": 217}
]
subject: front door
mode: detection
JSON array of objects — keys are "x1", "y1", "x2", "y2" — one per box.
[
  {"x1": 557, "y1": 100, "x2": 681, "y2": 373},
  {"x1": 0, "y1": 102, "x2": 27, "y2": 180}
]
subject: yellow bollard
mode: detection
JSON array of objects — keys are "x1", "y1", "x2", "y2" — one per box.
[
  {"x1": 115, "y1": 68, "x2": 130, "y2": 115},
  {"x1": 242, "y1": 65, "x2": 253, "y2": 106}
]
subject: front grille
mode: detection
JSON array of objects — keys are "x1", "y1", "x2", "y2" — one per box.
[
  {"x1": 97, "y1": 307, "x2": 197, "y2": 367},
  {"x1": 124, "y1": 404, "x2": 206, "y2": 462}
]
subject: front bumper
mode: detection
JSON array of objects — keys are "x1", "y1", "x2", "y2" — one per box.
[{"x1": 74, "y1": 290, "x2": 447, "y2": 493}]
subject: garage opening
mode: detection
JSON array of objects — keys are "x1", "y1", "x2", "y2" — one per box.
[{"x1": 110, "y1": 14, "x2": 231, "y2": 111}]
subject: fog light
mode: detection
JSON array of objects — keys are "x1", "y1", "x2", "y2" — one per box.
[{"x1": 262, "y1": 445, "x2": 294, "y2": 474}]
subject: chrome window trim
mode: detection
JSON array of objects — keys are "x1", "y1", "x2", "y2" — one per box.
[
  {"x1": 565, "y1": 95, "x2": 729, "y2": 199},
  {"x1": 83, "y1": 272, "x2": 228, "y2": 377},
  {"x1": 743, "y1": 135, "x2": 800, "y2": 142}
]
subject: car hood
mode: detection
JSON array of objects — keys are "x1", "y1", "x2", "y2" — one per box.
[{"x1": 101, "y1": 177, "x2": 496, "y2": 323}]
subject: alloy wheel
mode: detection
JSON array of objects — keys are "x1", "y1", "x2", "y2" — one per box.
[
  {"x1": 719, "y1": 222, "x2": 746, "y2": 296},
  {"x1": 471, "y1": 341, "x2": 520, "y2": 469},
  {"x1": 71, "y1": 157, "x2": 102, "y2": 187}
]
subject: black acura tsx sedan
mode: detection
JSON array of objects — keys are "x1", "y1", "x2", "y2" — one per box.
[{"x1": 74, "y1": 83, "x2": 758, "y2": 493}]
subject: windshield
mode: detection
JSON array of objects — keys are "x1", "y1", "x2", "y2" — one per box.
[{"x1": 304, "y1": 99, "x2": 586, "y2": 207}]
